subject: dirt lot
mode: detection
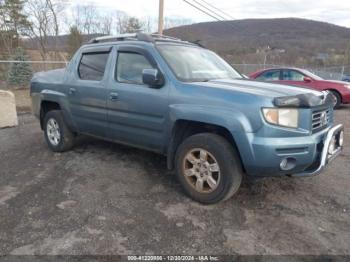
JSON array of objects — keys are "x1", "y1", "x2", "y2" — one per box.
[{"x1": 0, "y1": 107, "x2": 349, "y2": 255}]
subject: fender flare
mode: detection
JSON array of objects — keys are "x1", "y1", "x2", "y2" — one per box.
[
  {"x1": 38, "y1": 89, "x2": 77, "y2": 132},
  {"x1": 166, "y1": 104, "x2": 255, "y2": 169}
]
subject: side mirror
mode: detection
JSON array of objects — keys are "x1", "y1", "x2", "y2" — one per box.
[
  {"x1": 303, "y1": 76, "x2": 312, "y2": 83},
  {"x1": 142, "y1": 69, "x2": 164, "y2": 88}
]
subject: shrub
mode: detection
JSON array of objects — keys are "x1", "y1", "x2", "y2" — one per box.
[{"x1": 7, "y1": 47, "x2": 33, "y2": 88}]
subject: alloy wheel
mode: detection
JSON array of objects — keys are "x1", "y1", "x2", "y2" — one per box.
[
  {"x1": 182, "y1": 148, "x2": 221, "y2": 193},
  {"x1": 46, "y1": 118, "x2": 61, "y2": 146}
]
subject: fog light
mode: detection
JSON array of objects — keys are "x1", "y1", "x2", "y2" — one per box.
[
  {"x1": 328, "y1": 137, "x2": 336, "y2": 155},
  {"x1": 280, "y1": 158, "x2": 288, "y2": 170},
  {"x1": 339, "y1": 131, "x2": 344, "y2": 147},
  {"x1": 280, "y1": 157, "x2": 297, "y2": 171}
]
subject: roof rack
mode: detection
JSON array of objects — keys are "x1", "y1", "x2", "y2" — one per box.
[
  {"x1": 88, "y1": 33, "x2": 190, "y2": 45},
  {"x1": 150, "y1": 33, "x2": 182, "y2": 41},
  {"x1": 88, "y1": 33, "x2": 141, "y2": 43}
]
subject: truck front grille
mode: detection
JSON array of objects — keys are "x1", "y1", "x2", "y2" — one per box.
[{"x1": 312, "y1": 109, "x2": 330, "y2": 131}]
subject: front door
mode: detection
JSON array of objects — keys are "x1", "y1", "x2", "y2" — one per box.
[
  {"x1": 107, "y1": 46, "x2": 169, "y2": 152},
  {"x1": 67, "y1": 46, "x2": 111, "y2": 137}
]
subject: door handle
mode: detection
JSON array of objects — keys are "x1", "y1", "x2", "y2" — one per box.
[
  {"x1": 69, "y1": 88, "x2": 76, "y2": 95},
  {"x1": 110, "y1": 92, "x2": 119, "y2": 101}
]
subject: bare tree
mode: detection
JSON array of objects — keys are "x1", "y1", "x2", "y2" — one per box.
[
  {"x1": 26, "y1": 0, "x2": 64, "y2": 61},
  {"x1": 70, "y1": 4, "x2": 83, "y2": 31},
  {"x1": 100, "y1": 14, "x2": 113, "y2": 35},
  {"x1": 46, "y1": 0, "x2": 64, "y2": 59},
  {"x1": 164, "y1": 17, "x2": 192, "y2": 29},
  {"x1": 115, "y1": 11, "x2": 129, "y2": 34},
  {"x1": 67, "y1": 6, "x2": 148, "y2": 36},
  {"x1": 26, "y1": 0, "x2": 49, "y2": 60},
  {"x1": 69, "y1": 4, "x2": 107, "y2": 35},
  {"x1": 143, "y1": 16, "x2": 155, "y2": 33},
  {"x1": 81, "y1": 4, "x2": 98, "y2": 34}
]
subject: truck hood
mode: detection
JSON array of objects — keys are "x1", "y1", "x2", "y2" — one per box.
[
  {"x1": 191, "y1": 78, "x2": 322, "y2": 98},
  {"x1": 31, "y1": 68, "x2": 66, "y2": 84},
  {"x1": 188, "y1": 78, "x2": 332, "y2": 108}
]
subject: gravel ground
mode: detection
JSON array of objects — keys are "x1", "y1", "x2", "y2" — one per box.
[{"x1": 0, "y1": 107, "x2": 349, "y2": 255}]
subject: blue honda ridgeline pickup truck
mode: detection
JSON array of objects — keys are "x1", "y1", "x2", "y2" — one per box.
[{"x1": 30, "y1": 33, "x2": 344, "y2": 204}]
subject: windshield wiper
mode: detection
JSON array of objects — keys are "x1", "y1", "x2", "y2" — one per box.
[
  {"x1": 188, "y1": 79, "x2": 212, "y2": 83},
  {"x1": 189, "y1": 78, "x2": 235, "y2": 83}
]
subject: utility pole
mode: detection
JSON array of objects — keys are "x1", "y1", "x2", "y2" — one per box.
[{"x1": 158, "y1": 0, "x2": 164, "y2": 35}]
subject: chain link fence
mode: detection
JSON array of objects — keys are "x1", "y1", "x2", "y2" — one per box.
[
  {"x1": 231, "y1": 64, "x2": 350, "y2": 80},
  {"x1": 0, "y1": 61, "x2": 67, "y2": 89},
  {"x1": 0, "y1": 61, "x2": 349, "y2": 89}
]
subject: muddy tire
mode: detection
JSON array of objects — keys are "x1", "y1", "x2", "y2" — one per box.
[
  {"x1": 175, "y1": 133, "x2": 243, "y2": 204},
  {"x1": 43, "y1": 110, "x2": 75, "y2": 152}
]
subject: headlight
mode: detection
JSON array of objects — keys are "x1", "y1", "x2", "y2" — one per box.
[
  {"x1": 344, "y1": 84, "x2": 350, "y2": 90},
  {"x1": 262, "y1": 108, "x2": 299, "y2": 128}
]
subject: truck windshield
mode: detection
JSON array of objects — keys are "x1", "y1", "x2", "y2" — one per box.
[{"x1": 157, "y1": 44, "x2": 242, "y2": 82}]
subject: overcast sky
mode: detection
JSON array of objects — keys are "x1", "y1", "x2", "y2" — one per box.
[{"x1": 67, "y1": 0, "x2": 350, "y2": 28}]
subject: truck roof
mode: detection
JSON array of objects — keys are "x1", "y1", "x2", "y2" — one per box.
[{"x1": 84, "y1": 33, "x2": 200, "y2": 48}]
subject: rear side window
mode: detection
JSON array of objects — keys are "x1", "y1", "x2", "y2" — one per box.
[
  {"x1": 116, "y1": 52, "x2": 154, "y2": 85},
  {"x1": 256, "y1": 70, "x2": 280, "y2": 81},
  {"x1": 78, "y1": 52, "x2": 110, "y2": 81}
]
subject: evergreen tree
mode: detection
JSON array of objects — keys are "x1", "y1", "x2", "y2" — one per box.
[
  {"x1": 7, "y1": 47, "x2": 33, "y2": 87},
  {"x1": 125, "y1": 17, "x2": 144, "y2": 33},
  {"x1": 67, "y1": 26, "x2": 83, "y2": 59},
  {"x1": 0, "y1": 0, "x2": 31, "y2": 51}
]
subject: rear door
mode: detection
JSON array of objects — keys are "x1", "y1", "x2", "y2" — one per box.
[
  {"x1": 67, "y1": 46, "x2": 112, "y2": 137},
  {"x1": 106, "y1": 45, "x2": 169, "y2": 153}
]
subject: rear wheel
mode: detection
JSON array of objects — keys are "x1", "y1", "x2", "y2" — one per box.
[
  {"x1": 43, "y1": 110, "x2": 75, "y2": 152},
  {"x1": 330, "y1": 90, "x2": 341, "y2": 109},
  {"x1": 175, "y1": 133, "x2": 243, "y2": 204}
]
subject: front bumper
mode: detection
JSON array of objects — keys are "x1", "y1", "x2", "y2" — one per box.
[
  {"x1": 292, "y1": 124, "x2": 344, "y2": 177},
  {"x1": 240, "y1": 124, "x2": 344, "y2": 177}
]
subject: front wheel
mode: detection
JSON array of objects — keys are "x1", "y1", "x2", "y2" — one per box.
[
  {"x1": 43, "y1": 110, "x2": 75, "y2": 152},
  {"x1": 175, "y1": 133, "x2": 243, "y2": 204}
]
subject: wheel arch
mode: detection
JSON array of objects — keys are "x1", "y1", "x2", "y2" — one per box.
[
  {"x1": 166, "y1": 119, "x2": 245, "y2": 172},
  {"x1": 38, "y1": 89, "x2": 77, "y2": 132},
  {"x1": 40, "y1": 100, "x2": 61, "y2": 129}
]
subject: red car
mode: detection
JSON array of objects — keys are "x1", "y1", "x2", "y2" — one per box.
[{"x1": 249, "y1": 68, "x2": 350, "y2": 108}]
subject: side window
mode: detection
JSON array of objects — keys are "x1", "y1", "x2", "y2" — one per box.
[
  {"x1": 116, "y1": 52, "x2": 154, "y2": 85},
  {"x1": 78, "y1": 52, "x2": 110, "y2": 81},
  {"x1": 282, "y1": 70, "x2": 304, "y2": 81},
  {"x1": 256, "y1": 70, "x2": 280, "y2": 81}
]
